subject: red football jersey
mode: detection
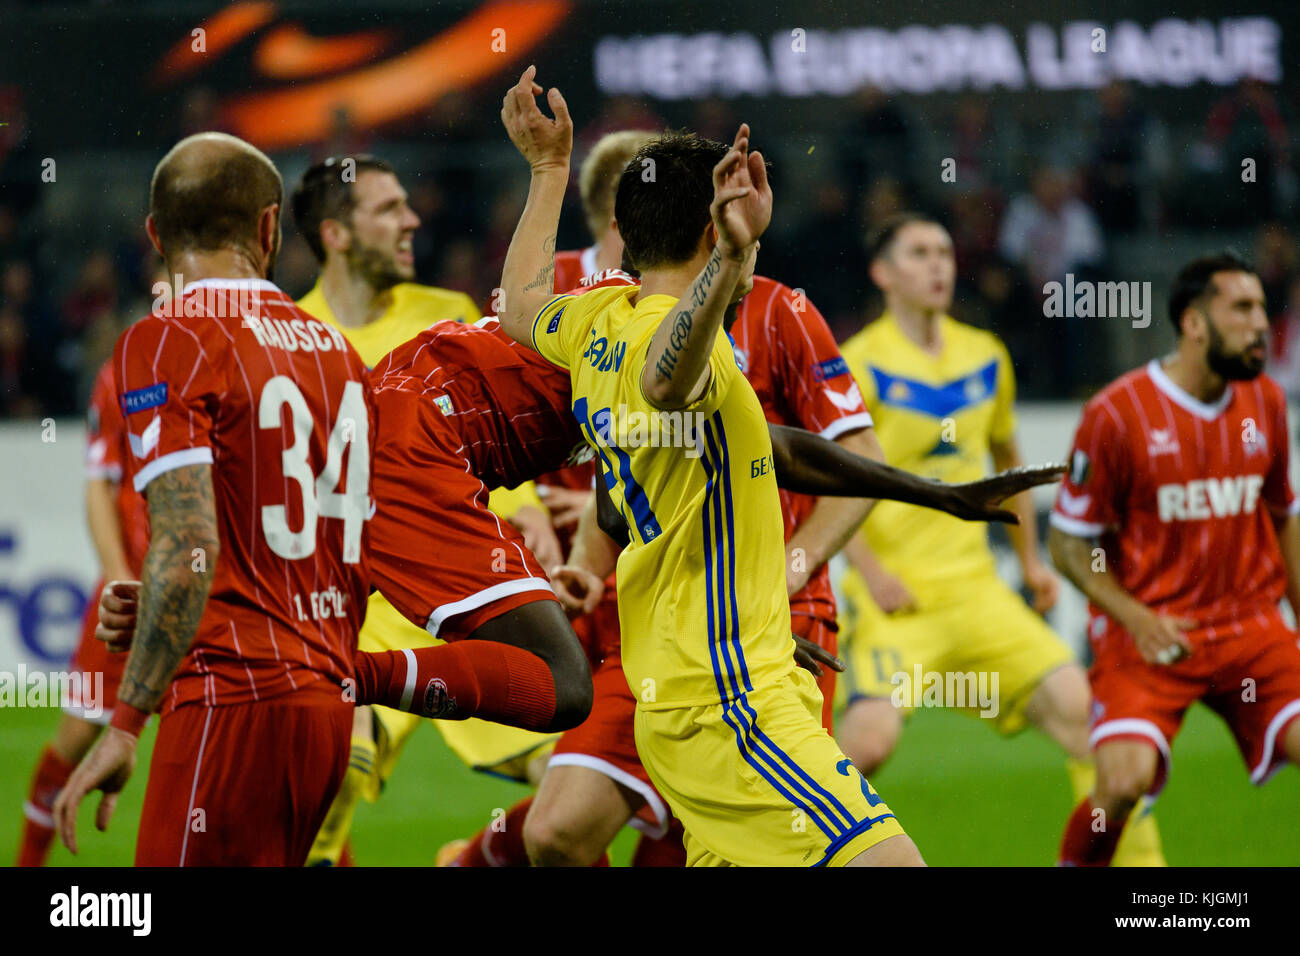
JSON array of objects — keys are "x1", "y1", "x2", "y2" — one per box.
[
  {"x1": 730, "y1": 275, "x2": 875, "y2": 622},
  {"x1": 370, "y1": 318, "x2": 590, "y2": 492},
  {"x1": 86, "y1": 360, "x2": 151, "y2": 576},
  {"x1": 113, "y1": 278, "x2": 376, "y2": 714},
  {"x1": 553, "y1": 246, "x2": 597, "y2": 294},
  {"x1": 1052, "y1": 359, "x2": 1296, "y2": 642}
]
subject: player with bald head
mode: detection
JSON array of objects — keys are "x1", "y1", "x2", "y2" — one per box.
[{"x1": 53, "y1": 132, "x2": 378, "y2": 866}]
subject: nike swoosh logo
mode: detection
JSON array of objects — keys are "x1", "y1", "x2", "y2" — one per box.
[{"x1": 152, "y1": 1, "x2": 571, "y2": 149}]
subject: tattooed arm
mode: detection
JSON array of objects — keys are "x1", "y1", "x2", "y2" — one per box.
[
  {"x1": 497, "y1": 66, "x2": 572, "y2": 346},
  {"x1": 116, "y1": 463, "x2": 219, "y2": 714},
  {"x1": 51, "y1": 462, "x2": 218, "y2": 854},
  {"x1": 640, "y1": 248, "x2": 750, "y2": 410}
]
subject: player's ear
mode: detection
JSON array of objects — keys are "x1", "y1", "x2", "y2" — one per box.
[
  {"x1": 144, "y1": 215, "x2": 165, "y2": 259},
  {"x1": 1181, "y1": 305, "x2": 1207, "y2": 341},
  {"x1": 258, "y1": 203, "x2": 279, "y2": 261},
  {"x1": 868, "y1": 255, "x2": 890, "y2": 292},
  {"x1": 704, "y1": 221, "x2": 719, "y2": 254},
  {"x1": 320, "y1": 218, "x2": 350, "y2": 255}
]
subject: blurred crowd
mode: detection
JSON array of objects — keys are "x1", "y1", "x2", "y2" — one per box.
[{"x1": 2, "y1": 75, "x2": 1300, "y2": 417}]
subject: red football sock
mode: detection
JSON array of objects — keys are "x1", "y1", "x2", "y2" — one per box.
[
  {"x1": 1059, "y1": 798, "x2": 1125, "y2": 866},
  {"x1": 457, "y1": 796, "x2": 535, "y2": 867},
  {"x1": 16, "y1": 746, "x2": 75, "y2": 867},
  {"x1": 353, "y1": 641, "x2": 556, "y2": 731},
  {"x1": 632, "y1": 818, "x2": 688, "y2": 867}
]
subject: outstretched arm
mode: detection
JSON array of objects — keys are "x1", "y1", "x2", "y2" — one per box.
[
  {"x1": 768, "y1": 424, "x2": 1063, "y2": 523},
  {"x1": 497, "y1": 65, "x2": 573, "y2": 346},
  {"x1": 782, "y1": 428, "x2": 883, "y2": 596}
]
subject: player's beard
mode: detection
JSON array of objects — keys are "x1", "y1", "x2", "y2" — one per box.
[
  {"x1": 346, "y1": 240, "x2": 408, "y2": 295},
  {"x1": 1206, "y1": 319, "x2": 1265, "y2": 381}
]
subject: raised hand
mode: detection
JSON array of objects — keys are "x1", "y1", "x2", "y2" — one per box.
[
  {"x1": 710, "y1": 123, "x2": 772, "y2": 259},
  {"x1": 500, "y1": 65, "x2": 572, "y2": 173},
  {"x1": 945, "y1": 462, "x2": 1067, "y2": 523}
]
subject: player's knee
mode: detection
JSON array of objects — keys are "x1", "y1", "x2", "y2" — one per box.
[
  {"x1": 541, "y1": 639, "x2": 592, "y2": 732},
  {"x1": 469, "y1": 602, "x2": 593, "y2": 731},
  {"x1": 523, "y1": 810, "x2": 598, "y2": 867},
  {"x1": 839, "y1": 700, "x2": 900, "y2": 775},
  {"x1": 1032, "y1": 666, "x2": 1092, "y2": 756},
  {"x1": 1094, "y1": 761, "x2": 1154, "y2": 814},
  {"x1": 1049, "y1": 667, "x2": 1092, "y2": 727},
  {"x1": 51, "y1": 715, "x2": 101, "y2": 765},
  {"x1": 847, "y1": 834, "x2": 926, "y2": 867}
]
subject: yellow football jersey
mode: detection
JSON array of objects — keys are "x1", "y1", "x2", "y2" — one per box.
[
  {"x1": 532, "y1": 286, "x2": 795, "y2": 710},
  {"x1": 296, "y1": 280, "x2": 480, "y2": 367},
  {"x1": 840, "y1": 312, "x2": 1017, "y2": 585}
]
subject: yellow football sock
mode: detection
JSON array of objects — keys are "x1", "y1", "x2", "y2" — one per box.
[
  {"x1": 306, "y1": 733, "x2": 378, "y2": 866},
  {"x1": 1065, "y1": 757, "x2": 1166, "y2": 867}
]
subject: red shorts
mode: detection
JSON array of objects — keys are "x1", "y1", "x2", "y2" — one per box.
[
  {"x1": 368, "y1": 412, "x2": 557, "y2": 641},
  {"x1": 793, "y1": 615, "x2": 838, "y2": 733},
  {"x1": 569, "y1": 586, "x2": 621, "y2": 668},
  {"x1": 549, "y1": 653, "x2": 669, "y2": 838},
  {"x1": 1089, "y1": 606, "x2": 1300, "y2": 795},
  {"x1": 135, "y1": 685, "x2": 351, "y2": 866},
  {"x1": 64, "y1": 578, "x2": 125, "y2": 724}
]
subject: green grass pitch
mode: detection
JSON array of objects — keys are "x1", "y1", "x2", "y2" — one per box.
[{"x1": 3, "y1": 702, "x2": 1297, "y2": 865}]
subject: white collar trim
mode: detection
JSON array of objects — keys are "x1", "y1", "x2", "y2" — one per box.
[
  {"x1": 580, "y1": 245, "x2": 599, "y2": 278},
  {"x1": 1147, "y1": 359, "x2": 1233, "y2": 421},
  {"x1": 180, "y1": 277, "x2": 283, "y2": 297}
]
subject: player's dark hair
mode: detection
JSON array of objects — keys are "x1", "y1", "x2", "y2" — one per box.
[
  {"x1": 291, "y1": 155, "x2": 396, "y2": 263},
  {"x1": 614, "y1": 130, "x2": 729, "y2": 271},
  {"x1": 867, "y1": 212, "x2": 945, "y2": 262},
  {"x1": 1167, "y1": 252, "x2": 1257, "y2": 335},
  {"x1": 150, "y1": 133, "x2": 283, "y2": 260}
]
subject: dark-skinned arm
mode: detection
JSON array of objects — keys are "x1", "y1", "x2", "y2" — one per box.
[{"x1": 768, "y1": 424, "x2": 1063, "y2": 523}]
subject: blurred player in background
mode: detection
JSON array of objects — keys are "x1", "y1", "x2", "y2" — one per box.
[
  {"x1": 552, "y1": 130, "x2": 657, "y2": 292},
  {"x1": 14, "y1": 360, "x2": 149, "y2": 865},
  {"x1": 497, "y1": 67, "x2": 922, "y2": 865},
  {"x1": 289, "y1": 156, "x2": 574, "y2": 865},
  {"x1": 834, "y1": 212, "x2": 1164, "y2": 865},
  {"x1": 52, "y1": 132, "x2": 376, "y2": 865},
  {"x1": 1050, "y1": 253, "x2": 1300, "y2": 866}
]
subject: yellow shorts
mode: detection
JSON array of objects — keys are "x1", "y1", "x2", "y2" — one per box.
[
  {"x1": 635, "y1": 666, "x2": 906, "y2": 866},
  {"x1": 836, "y1": 569, "x2": 1074, "y2": 734},
  {"x1": 360, "y1": 592, "x2": 558, "y2": 785}
]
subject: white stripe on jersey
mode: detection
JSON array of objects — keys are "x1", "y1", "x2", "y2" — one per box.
[{"x1": 132, "y1": 447, "x2": 214, "y2": 493}]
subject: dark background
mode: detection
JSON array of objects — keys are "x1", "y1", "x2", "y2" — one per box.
[{"x1": 2, "y1": 0, "x2": 1299, "y2": 415}]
